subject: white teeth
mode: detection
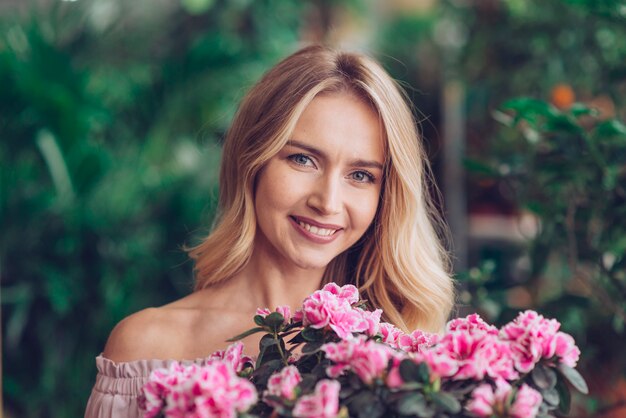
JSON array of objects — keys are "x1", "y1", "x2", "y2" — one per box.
[{"x1": 297, "y1": 220, "x2": 337, "y2": 237}]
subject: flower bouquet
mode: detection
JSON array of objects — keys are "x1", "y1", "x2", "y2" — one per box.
[{"x1": 140, "y1": 283, "x2": 588, "y2": 418}]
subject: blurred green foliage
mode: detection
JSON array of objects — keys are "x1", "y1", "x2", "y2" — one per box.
[{"x1": 0, "y1": 0, "x2": 317, "y2": 416}]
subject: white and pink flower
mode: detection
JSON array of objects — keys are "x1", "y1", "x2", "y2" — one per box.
[
  {"x1": 265, "y1": 365, "x2": 302, "y2": 403},
  {"x1": 467, "y1": 379, "x2": 542, "y2": 418},
  {"x1": 292, "y1": 380, "x2": 341, "y2": 418},
  {"x1": 501, "y1": 310, "x2": 580, "y2": 372},
  {"x1": 322, "y1": 336, "x2": 395, "y2": 384},
  {"x1": 378, "y1": 322, "x2": 405, "y2": 348},
  {"x1": 302, "y1": 284, "x2": 368, "y2": 339},
  {"x1": 447, "y1": 313, "x2": 499, "y2": 335},
  {"x1": 397, "y1": 329, "x2": 440, "y2": 353},
  {"x1": 207, "y1": 342, "x2": 254, "y2": 374},
  {"x1": 141, "y1": 359, "x2": 258, "y2": 418}
]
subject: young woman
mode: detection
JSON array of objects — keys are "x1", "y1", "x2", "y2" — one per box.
[{"x1": 85, "y1": 45, "x2": 455, "y2": 417}]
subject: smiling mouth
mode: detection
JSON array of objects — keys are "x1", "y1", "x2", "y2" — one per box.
[{"x1": 290, "y1": 216, "x2": 341, "y2": 237}]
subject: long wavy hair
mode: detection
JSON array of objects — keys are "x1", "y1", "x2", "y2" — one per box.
[{"x1": 188, "y1": 45, "x2": 455, "y2": 333}]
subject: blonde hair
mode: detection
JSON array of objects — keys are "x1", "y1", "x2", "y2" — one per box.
[{"x1": 189, "y1": 45, "x2": 454, "y2": 333}]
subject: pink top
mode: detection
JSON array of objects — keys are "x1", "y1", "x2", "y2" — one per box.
[{"x1": 84, "y1": 354, "x2": 214, "y2": 418}]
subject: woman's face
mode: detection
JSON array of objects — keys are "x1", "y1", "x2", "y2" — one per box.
[{"x1": 253, "y1": 92, "x2": 384, "y2": 272}]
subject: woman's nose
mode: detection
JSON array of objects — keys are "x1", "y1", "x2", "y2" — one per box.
[{"x1": 306, "y1": 175, "x2": 342, "y2": 216}]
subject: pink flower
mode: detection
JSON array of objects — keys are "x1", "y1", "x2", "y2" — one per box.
[
  {"x1": 208, "y1": 342, "x2": 254, "y2": 374},
  {"x1": 397, "y1": 329, "x2": 440, "y2": 353},
  {"x1": 412, "y1": 349, "x2": 459, "y2": 379},
  {"x1": 378, "y1": 322, "x2": 404, "y2": 348},
  {"x1": 256, "y1": 305, "x2": 292, "y2": 325},
  {"x1": 510, "y1": 384, "x2": 543, "y2": 418},
  {"x1": 302, "y1": 286, "x2": 368, "y2": 339},
  {"x1": 544, "y1": 332, "x2": 581, "y2": 368},
  {"x1": 466, "y1": 383, "x2": 497, "y2": 417},
  {"x1": 321, "y1": 283, "x2": 359, "y2": 304},
  {"x1": 264, "y1": 365, "x2": 302, "y2": 404},
  {"x1": 292, "y1": 380, "x2": 340, "y2": 418},
  {"x1": 500, "y1": 310, "x2": 579, "y2": 372},
  {"x1": 293, "y1": 309, "x2": 304, "y2": 322},
  {"x1": 424, "y1": 330, "x2": 518, "y2": 381},
  {"x1": 447, "y1": 313, "x2": 499, "y2": 335},
  {"x1": 466, "y1": 380, "x2": 542, "y2": 418},
  {"x1": 140, "y1": 360, "x2": 258, "y2": 418},
  {"x1": 359, "y1": 308, "x2": 382, "y2": 337},
  {"x1": 193, "y1": 362, "x2": 258, "y2": 418},
  {"x1": 322, "y1": 337, "x2": 394, "y2": 384},
  {"x1": 256, "y1": 308, "x2": 271, "y2": 316}
]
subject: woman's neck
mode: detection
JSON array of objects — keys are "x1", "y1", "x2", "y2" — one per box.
[{"x1": 230, "y1": 250, "x2": 325, "y2": 312}]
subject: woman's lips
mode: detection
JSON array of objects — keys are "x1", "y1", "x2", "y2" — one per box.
[{"x1": 289, "y1": 216, "x2": 343, "y2": 244}]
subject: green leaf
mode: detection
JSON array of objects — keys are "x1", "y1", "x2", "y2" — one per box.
[
  {"x1": 501, "y1": 97, "x2": 558, "y2": 127},
  {"x1": 556, "y1": 375, "x2": 572, "y2": 414},
  {"x1": 347, "y1": 391, "x2": 386, "y2": 418},
  {"x1": 532, "y1": 364, "x2": 558, "y2": 390},
  {"x1": 251, "y1": 359, "x2": 282, "y2": 383},
  {"x1": 570, "y1": 103, "x2": 597, "y2": 117},
  {"x1": 265, "y1": 312, "x2": 285, "y2": 330},
  {"x1": 541, "y1": 387, "x2": 560, "y2": 406},
  {"x1": 260, "y1": 335, "x2": 279, "y2": 348},
  {"x1": 302, "y1": 340, "x2": 324, "y2": 354},
  {"x1": 301, "y1": 327, "x2": 324, "y2": 342},
  {"x1": 253, "y1": 315, "x2": 265, "y2": 326},
  {"x1": 396, "y1": 393, "x2": 430, "y2": 416},
  {"x1": 431, "y1": 391, "x2": 461, "y2": 414},
  {"x1": 595, "y1": 119, "x2": 626, "y2": 137},
  {"x1": 417, "y1": 362, "x2": 430, "y2": 384},
  {"x1": 557, "y1": 364, "x2": 589, "y2": 394},
  {"x1": 399, "y1": 359, "x2": 421, "y2": 383},
  {"x1": 226, "y1": 327, "x2": 264, "y2": 342},
  {"x1": 545, "y1": 114, "x2": 582, "y2": 134},
  {"x1": 502, "y1": 97, "x2": 554, "y2": 115}
]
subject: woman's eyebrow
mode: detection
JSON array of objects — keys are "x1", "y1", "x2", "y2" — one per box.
[
  {"x1": 287, "y1": 140, "x2": 384, "y2": 170},
  {"x1": 287, "y1": 140, "x2": 323, "y2": 157}
]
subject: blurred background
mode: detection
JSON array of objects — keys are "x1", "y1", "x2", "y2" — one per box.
[{"x1": 1, "y1": 0, "x2": 625, "y2": 416}]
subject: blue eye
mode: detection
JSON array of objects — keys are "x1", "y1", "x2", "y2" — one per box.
[
  {"x1": 351, "y1": 171, "x2": 375, "y2": 183},
  {"x1": 289, "y1": 154, "x2": 314, "y2": 166}
]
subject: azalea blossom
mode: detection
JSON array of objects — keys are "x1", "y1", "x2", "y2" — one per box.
[
  {"x1": 207, "y1": 342, "x2": 254, "y2": 374},
  {"x1": 292, "y1": 380, "x2": 341, "y2": 418},
  {"x1": 397, "y1": 329, "x2": 440, "y2": 353},
  {"x1": 322, "y1": 336, "x2": 395, "y2": 384},
  {"x1": 501, "y1": 310, "x2": 580, "y2": 373},
  {"x1": 378, "y1": 322, "x2": 405, "y2": 348},
  {"x1": 302, "y1": 284, "x2": 369, "y2": 339},
  {"x1": 141, "y1": 360, "x2": 257, "y2": 418},
  {"x1": 467, "y1": 379, "x2": 542, "y2": 418},
  {"x1": 321, "y1": 283, "x2": 359, "y2": 304},
  {"x1": 264, "y1": 365, "x2": 302, "y2": 404},
  {"x1": 418, "y1": 329, "x2": 518, "y2": 381},
  {"x1": 447, "y1": 313, "x2": 499, "y2": 335},
  {"x1": 358, "y1": 308, "x2": 383, "y2": 337}
]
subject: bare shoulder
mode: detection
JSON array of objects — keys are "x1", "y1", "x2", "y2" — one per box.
[
  {"x1": 102, "y1": 307, "x2": 182, "y2": 363},
  {"x1": 102, "y1": 291, "x2": 258, "y2": 362}
]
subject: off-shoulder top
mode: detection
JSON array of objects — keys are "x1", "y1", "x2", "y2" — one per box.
[{"x1": 84, "y1": 354, "x2": 215, "y2": 418}]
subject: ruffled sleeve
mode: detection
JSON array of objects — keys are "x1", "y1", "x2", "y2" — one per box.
[{"x1": 84, "y1": 355, "x2": 211, "y2": 418}]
